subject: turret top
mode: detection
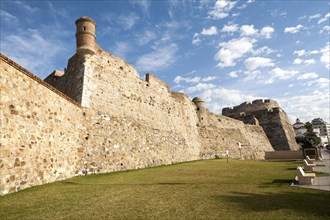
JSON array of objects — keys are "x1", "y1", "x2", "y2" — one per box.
[
  {"x1": 75, "y1": 16, "x2": 96, "y2": 26},
  {"x1": 192, "y1": 97, "x2": 204, "y2": 103}
]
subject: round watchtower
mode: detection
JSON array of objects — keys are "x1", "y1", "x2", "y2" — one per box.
[
  {"x1": 75, "y1": 16, "x2": 96, "y2": 56},
  {"x1": 192, "y1": 97, "x2": 207, "y2": 126}
]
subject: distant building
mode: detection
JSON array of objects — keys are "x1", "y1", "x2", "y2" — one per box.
[
  {"x1": 293, "y1": 118, "x2": 307, "y2": 137},
  {"x1": 311, "y1": 118, "x2": 330, "y2": 144},
  {"x1": 293, "y1": 118, "x2": 326, "y2": 146}
]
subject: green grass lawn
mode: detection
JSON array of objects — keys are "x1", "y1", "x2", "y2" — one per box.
[{"x1": 1, "y1": 159, "x2": 329, "y2": 220}]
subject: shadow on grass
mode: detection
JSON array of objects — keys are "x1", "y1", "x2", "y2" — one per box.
[
  {"x1": 270, "y1": 179, "x2": 293, "y2": 184},
  {"x1": 61, "y1": 181, "x2": 188, "y2": 186},
  {"x1": 214, "y1": 191, "x2": 330, "y2": 218},
  {"x1": 258, "y1": 179, "x2": 294, "y2": 188}
]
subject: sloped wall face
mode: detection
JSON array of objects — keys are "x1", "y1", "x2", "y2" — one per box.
[
  {"x1": 76, "y1": 49, "x2": 201, "y2": 173},
  {"x1": 223, "y1": 101, "x2": 299, "y2": 151},
  {"x1": 199, "y1": 112, "x2": 273, "y2": 160},
  {"x1": 248, "y1": 110, "x2": 299, "y2": 151},
  {"x1": 0, "y1": 58, "x2": 84, "y2": 196}
]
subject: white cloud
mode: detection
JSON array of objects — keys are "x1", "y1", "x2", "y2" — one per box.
[
  {"x1": 320, "y1": 43, "x2": 330, "y2": 69},
  {"x1": 293, "y1": 44, "x2": 329, "y2": 69},
  {"x1": 260, "y1": 26, "x2": 275, "y2": 38},
  {"x1": 320, "y1": 25, "x2": 330, "y2": 34},
  {"x1": 174, "y1": 76, "x2": 201, "y2": 84},
  {"x1": 208, "y1": 0, "x2": 237, "y2": 19},
  {"x1": 221, "y1": 24, "x2": 239, "y2": 32},
  {"x1": 309, "y1": 14, "x2": 321, "y2": 20},
  {"x1": 136, "y1": 43, "x2": 178, "y2": 72},
  {"x1": 253, "y1": 46, "x2": 275, "y2": 55},
  {"x1": 192, "y1": 33, "x2": 201, "y2": 45},
  {"x1": 1, "y1": 29, "x2": 67, "y2": 78},
  {"x1": 265, "y1": 67, "x2": 298, "y2": 84},
  {"x1": 293, "y1": 58, "x2": 303, "y2": 64},
  {"x1": 173, "y1": 76, "x2": 185, "y2": 84},
  {"x1": 186, "y1": 83, "x2": 216, "y2": 93},
  {"x1": 244, "y1": 57, "x2": 274, "y2": 71},
  {"x1": 137, "y1": 30, "x2": 157, "y2": 45},
  {"x1": 240, "y1": 25, "x2": 258, "y2": 36},
  {"x1": 243, "y1": 70, "x2": 261, "y2": 81},
  {"x1": 0, "y1": 9, "x2": 18, "y2": 23},
  {"x1": 199, "y1": 87, "x2": 260, "y2": 113},
  {"x1": 202, "y1": 76, "x2": 217, "y2": 82},
  {"x1": 14, "y1": 1, "x2": 39, "y2": 13},
  {"x1": 279, "y1": 90, "x2": 330, "y2": 123},
  {"x1": 228, "y1": 71, "x2": 238, "y2": 78},
  {"x1": 293, "y1": 58, "x2": 315, "y2": 65},
  {"x1": 47, "y1": 1, "x2": 69, "y2": 18},
  {"x1": 130, "y1": 0, "x2": 150, "y2": 13},
  {"x1": 214, "y1": 37, "x2": 254, "y2": 68},
  {"x1": 310, "y1": 78, "x2": 330, "y2": 88},
  {"x1": 293, "y1": 50, "x2": 306, "y2": 56},
  {"x1": 304, "y1": 59, "x2": 315, "y2": 65},
  {"x1": 297, "y1": 72, "x2": 319, "y2": 80},
  {"x1": 174, "y1": 76, "x2": 216, "y2": 84},
  {"x1": 201, "y1": 26, "x2": 218, "y2": 36},
  {"x1": 222, "y1": 24, "x2": 273, "y2": 38},
  {"x1": 193, "y1": 26, "x2": 218, "y2": 45},
  {"x1": 113, "y1": 41, "x2": 131, "y2": 58},
  {"x1": 318, "y1": 12, "x2": 330, "y2": 24},
  {"x1": 118, "y1": 12, "x2": 140, "y2": 30},
  {"x1": 284, "y1": 24, "x2": 304, "y2": 33}
]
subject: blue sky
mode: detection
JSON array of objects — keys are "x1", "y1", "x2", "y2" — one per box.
[{"x1": 1, "y1": 0, "x2": 329, "y2": 123}]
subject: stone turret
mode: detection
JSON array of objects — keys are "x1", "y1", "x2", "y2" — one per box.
[
  {"x1": 75, "y1": 16, "x2": 96, "y2": 57},
  {"x1": 192, "y1": 97, "x2": 207, "y2": 126}
]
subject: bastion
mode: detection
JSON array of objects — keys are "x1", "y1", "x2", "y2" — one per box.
[
  {"x1": 0, "y1": 16, "x2": 278, "y2": 195},
  {"x1": 222, "y1": 100, "x2": 299, "y2": 151}
]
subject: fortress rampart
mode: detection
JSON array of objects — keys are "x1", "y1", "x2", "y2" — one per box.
[
  {"x1": 222, "y1": 101, "x2": 299, "y2": 151},
  {"x1": 222, "y1": 99, "x2": 280, "y2": 116},
  {"x1": 0, "y1": 16, "x2": 277, "y2": 195}
]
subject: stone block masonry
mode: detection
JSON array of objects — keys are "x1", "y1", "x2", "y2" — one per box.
[
  {"x1": 0, "y1": 16, "x2": 277, "y2": 195},
  {"x1": 222, "y1": 100, "x2": 299, "y2": 151},
  {"x1": 0, "y1": 54, "x2": 84, "y2": 195}
]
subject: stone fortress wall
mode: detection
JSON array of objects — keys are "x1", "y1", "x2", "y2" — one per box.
[
  {"x1": 222, "y1": 100, "x2": 299, "y2": 151},
  {"x1": 0, "y1": 54, "x2": 84, "y2": 195},
  {"x1": 1, "y1": 16, "x2": 284, "y2": 195},
  {"x1": 222, "y1": 99, "x2": 280, "y2": 116}
]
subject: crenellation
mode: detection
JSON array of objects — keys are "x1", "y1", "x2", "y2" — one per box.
[
  {"x1": 145, "y1": 73, "x2": 170, "y2": 93},
  {"x1": 252, "y1": 99, "x2": 263, "y2": 105}
]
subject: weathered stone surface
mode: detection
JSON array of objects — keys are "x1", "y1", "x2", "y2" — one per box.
[
  {"x1": 0, "y1": 16, "x2": 278, "y2": 196},
  {"x1": 0, "y1": 55, "x2": 84, "y2": 195},
  {"x1": 0, "y1": 49, "x2": 274, "y2": 196},
  {"x1": 222, "y1": 100, "x2": 299, "y2": 151}
]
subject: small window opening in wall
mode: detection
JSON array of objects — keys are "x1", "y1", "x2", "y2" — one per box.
[
  {"x1": 197, "y1": 107, "x2": 200, "y2": 111},
  {"x1": 83, "y1": 26, "x2": 86, "y2": 31}
]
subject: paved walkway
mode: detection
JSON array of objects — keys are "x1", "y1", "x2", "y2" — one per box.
[{"x1": 292, "y1": 149, "x2": 330, "y2": 191}]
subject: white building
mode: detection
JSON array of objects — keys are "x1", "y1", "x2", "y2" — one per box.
[
  {"x1": 292, "y1": 118, "x2": 307, "y2": 137},
  {"x1": 311, "y1": 118, "x2": 330, "y2": 144}
]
